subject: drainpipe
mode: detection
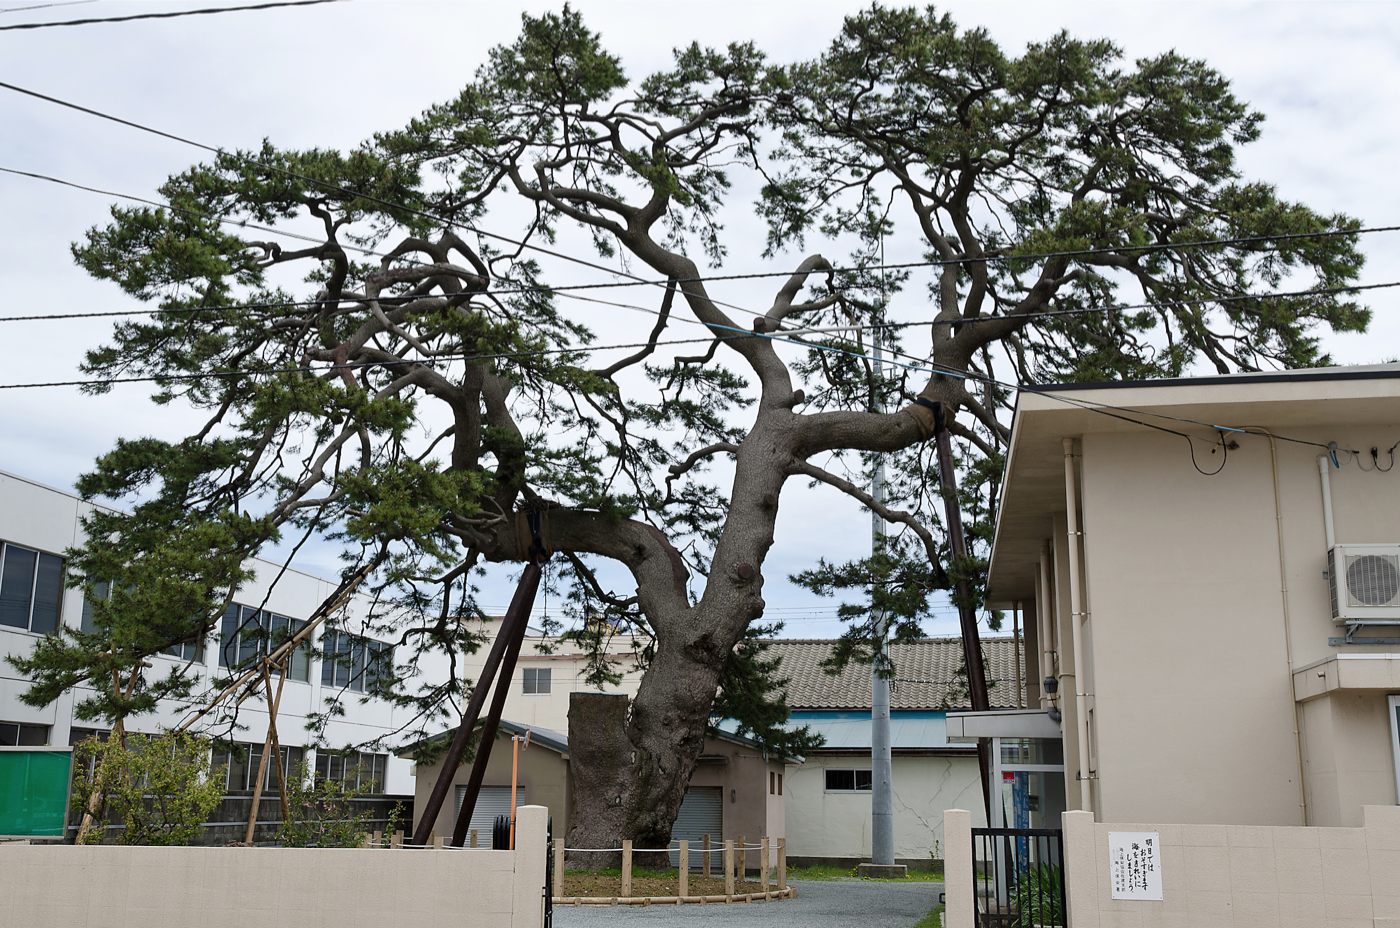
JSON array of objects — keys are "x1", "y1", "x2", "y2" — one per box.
[
  {"x1": 1013, "y1": 603, "x2": 1023, "y2": 708},
  {"x1": 1062, "y1": 438, "x2": 1093, "y2": 813},
  {"x1": 1256, "y1": 432, "x2": 1305, "y2": 822},
  {"x1": 1037, "y1": 547, "x2": 1055, "y2": 712},
  {"x1": 1317, "y1": 454, "x2": 1336, "y2": 549}
]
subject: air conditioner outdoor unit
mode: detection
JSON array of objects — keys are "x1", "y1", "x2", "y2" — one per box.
[{"x1": 1328, "y1": 544, "x2": 1400, "y2": 622}]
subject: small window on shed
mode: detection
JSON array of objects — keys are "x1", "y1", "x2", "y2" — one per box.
[{"x1": 824, "y1": 768, "x2": 872, "y2": 792}]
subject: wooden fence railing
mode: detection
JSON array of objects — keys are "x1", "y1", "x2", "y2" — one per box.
[{"x1": 550, "y1": 836, "x2": 791, "y2": 905}]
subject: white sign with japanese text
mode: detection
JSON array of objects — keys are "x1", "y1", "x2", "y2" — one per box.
[{"x1": 1107, "y1": 831, "x2": 1163, "y2": 900}]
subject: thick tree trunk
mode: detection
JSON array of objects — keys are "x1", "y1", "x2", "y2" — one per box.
[{"x1": 566, "y1": 623, "x2": 733, "y2": 869}]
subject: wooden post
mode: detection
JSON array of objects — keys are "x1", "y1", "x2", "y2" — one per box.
[
  {"x1": 432, "y1": 835, "x2": 444, "y2": 849},
  {"x1": 703, "y1": 833, "x2": 712, "y2": 879},
  {"x1": 760, "y1": 836, "x2": 770, "y2": 892},
  {"x1": 678, "y1": 840, "x2": 689, "y2": 898},
  {"x1": 621, "y1": 839, "x2": 633, "y2": 898},
  {"x1": 723, "y1": 840, "x2": 735, "y2": 899},
  {"x1": 777, "y1": 837, "x2": 787, "y2": 891},
  {"x1": 739, "y1": 833, "x2": 747, "y2": 879},
  {"x1": 390, "y1": 830, "x2": 403, "y2": 848},
  {"x1": 469, "y1": 829, "x2": 478, "y2": 848},
  {"x1": 554, "y1": 840, "x2": 565, "y2": 895},
  {"x1": 372, "y1": 830, "x2": 382, "y2": 848}
]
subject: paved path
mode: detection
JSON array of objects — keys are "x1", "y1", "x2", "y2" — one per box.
[{"x1": 553, "y1": 880, "x2": 942, "y2": 927}]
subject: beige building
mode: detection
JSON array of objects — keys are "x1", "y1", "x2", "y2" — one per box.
[
  {"x1": 967, "y1": 365, "x2": 1400, "y2": 829},
  {"x1": 403, "y1": 715, "x2": 788, "y2": 865}
]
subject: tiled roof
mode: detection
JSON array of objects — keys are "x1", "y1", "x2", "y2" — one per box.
[{"x1": 763, "y1": 637, "x2": 1024, "y2": 711}]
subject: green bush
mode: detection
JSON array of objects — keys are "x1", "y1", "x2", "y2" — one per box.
[
  {"x1": 278, "y1": 763, "x2": 372, "y2": 848},
  {"x1": 72, "y1": 731, "x2": 223, "y2": 846}
]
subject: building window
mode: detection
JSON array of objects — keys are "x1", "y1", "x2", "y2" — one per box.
[
  {"x1": 211, "y1": 743, "x2": 306, "y2": 793},
  {"x1": 221, "y1": 604, "x2": 310, "y2": 681},
  {"x1": 778, "y1": 773, "x2": 783, "y2": 796},
  {"x1": 0, "y1": 541, "x2": 64, "y2": 634},
  {"x1": 81, "y1": 580, "x2": 206, "y2": 663},
  {"x1": 1390, "y1": 695, "x2": 1400, "y2": 804},
  {"x1": 319, "y1": 630, "x2": 392, "y2": 694},
  {"x1": 824, "y1": 768, "x2": 872, "y2": 792},
  {"x1": 313, "y1": 750, "x2": 387, "y2": 794},
  {"x1": 769, "y1": 771, "x2": 776, "y2": 795},
  {"x1": 0, "y1": 721, "x2": 49, "y2": 746},
  {"x1": 522, "y1": 667, "x2": 551, "y2": 695}
]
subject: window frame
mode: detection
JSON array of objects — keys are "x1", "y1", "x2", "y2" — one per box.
[
  {"x1": 0, "y1": 540, "x2": 65, "y2": 635},
  {"x1": 824, "y1": 768, "x2": 873, "y2": 793},
  {"x1": 1389, "y1": 695, "x2": 1400, "y2": 805},
  {"x1": 522, "y1": 666, "x2": 552, "y2": 695},
  {"x1": 221, "y1": 604, "x2": 309, "y2": 681},
  {"x1": 82, "y1": 580, "x2": 207, "y2": 664},
  {"x1": 210, "y1": 742, "x2": 305, "y2": 794},
  {"x1": 313, "y1": 748, "x2": 387, "y2": 794},
  {"x1": 319, "y1": 630, "x2": 391, "y2": 694},
  {"x1": 0, "y1": 721, "x2": 50, "y2": 746}
]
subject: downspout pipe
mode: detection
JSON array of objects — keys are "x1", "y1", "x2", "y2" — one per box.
[
  {"x1": 1037, "y1": 547, "x2": 1055, "y2": 712},
  {"x1": 1318, "y1": 453, "x2": 1336, "y2": 550},
  {"x1": 1062, "y1": 438, "x2": 1093, "y2": 813}
]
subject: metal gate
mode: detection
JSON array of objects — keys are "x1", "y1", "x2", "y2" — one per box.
[
  {"x1": 543, "y1": 816, "x2": 554, "y2": 928},
  {"x1": 970, "y1": 826, "x2": 1066, "y2": 927},
  {"x1": 668, "y1": 786, "x2": 722, "y2": 867}
]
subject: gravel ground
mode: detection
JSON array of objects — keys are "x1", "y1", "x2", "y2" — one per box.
[{"x1": 552, "y1": 879, "x2": 942, "y2": 927}]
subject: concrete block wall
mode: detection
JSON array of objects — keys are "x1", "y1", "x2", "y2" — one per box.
[
  {"x1": 944, "y1": 805, "x2": 1400, "y2": 927},
  {"x1": 0, "y1": 804, "x2": 550, "y2": 928}
]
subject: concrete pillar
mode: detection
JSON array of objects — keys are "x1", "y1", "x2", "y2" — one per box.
[
  {"x1": 1365, "y1": 805, "x2": 1400, "y2": 920},
  {"x1": 511, "y1": 805, "x2": 549, "y2": 928},
  {"x1": 1062, "y1": 810, "x2": 1098, "y2": 928},
  {"x1": 943, "y1": 809, "x2": 974, "y2": 928}
]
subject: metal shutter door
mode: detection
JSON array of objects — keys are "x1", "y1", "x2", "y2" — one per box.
[
  {"x1": 668, "y1": 786, "x2": 722, "y2": 867},
  {"x1": 453, "y1": 785, "x2": 524, "y2": 844}
]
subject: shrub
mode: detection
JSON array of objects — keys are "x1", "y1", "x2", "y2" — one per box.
[
  {"x1": 278, "y1": 762, "x2": 372, "y2": 848},
  {"x1": 1012, "y1": 864, "x2": 1064, "y2": 927},
  {"x1": 72, "y1": 731, "x2": 223, "y2": 846}
]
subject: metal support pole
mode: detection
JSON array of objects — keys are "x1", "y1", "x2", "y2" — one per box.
[
  {"x1": 450, "y1": 600, "x2": 531, "y2": 846},
  {"x1": 933, "y1": 402, "x2": 993, "y2": 821},
  {"x1": 414, "y1": 559, "x2": 544, "y2": 847}
]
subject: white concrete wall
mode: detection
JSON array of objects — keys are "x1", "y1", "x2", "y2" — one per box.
[
  {"x1": 0, "y1": 804, "x2": 550, "y2": 928},
  {"x1": 785, "y1": 753, "x2": 984, "y2": 861}
]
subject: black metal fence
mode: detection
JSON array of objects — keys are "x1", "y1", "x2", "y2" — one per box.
[
  {"x1": 971, "y1": 826, "x2": 1066, "y2": 928},
  {"x1": 543, "y1": 817, "x2": 554, "y2": 928}
]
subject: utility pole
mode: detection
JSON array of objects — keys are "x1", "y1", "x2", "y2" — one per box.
[{"x1": 863, "y1": 331, "x2": 901, "y2": 876}]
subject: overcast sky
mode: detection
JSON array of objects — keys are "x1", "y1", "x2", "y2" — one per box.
[{"x1": 2, "y1": 0, "x2": 1398, "y2": 640}]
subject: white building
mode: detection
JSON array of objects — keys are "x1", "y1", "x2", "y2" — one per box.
[
  {"x1": 0, "y1": 468, "x2": 437, "y2": 839},
  {"x1": 765, "y1": 637, "x2": 1024, "y2": 869}
]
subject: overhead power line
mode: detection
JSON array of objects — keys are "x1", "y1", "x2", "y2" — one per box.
[
  {"x1": 3, "y1": 161, "x2": 1396, "y2": 335},
  {"x1": 7, "y1": 162, "x2": 1397, "y2": 313},
  {"x1": 0, "y1": 290, "x2": 1358, "y2": 463},
  {"x1": 0, "y1": 1, "x2": 99, "y2": 15},
  {"x1": 0, "y1": 88, "x2": 1376, "y2": 462},
  {"x1": 0, "y1": 0, "x2": 342, "y2": 31},
  {"x1": 0, "y1": 78, "x2": 772, "y2": 323},
  {"x1": 1, "y1": 79, "x2": 1389, "y2": 331}
]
